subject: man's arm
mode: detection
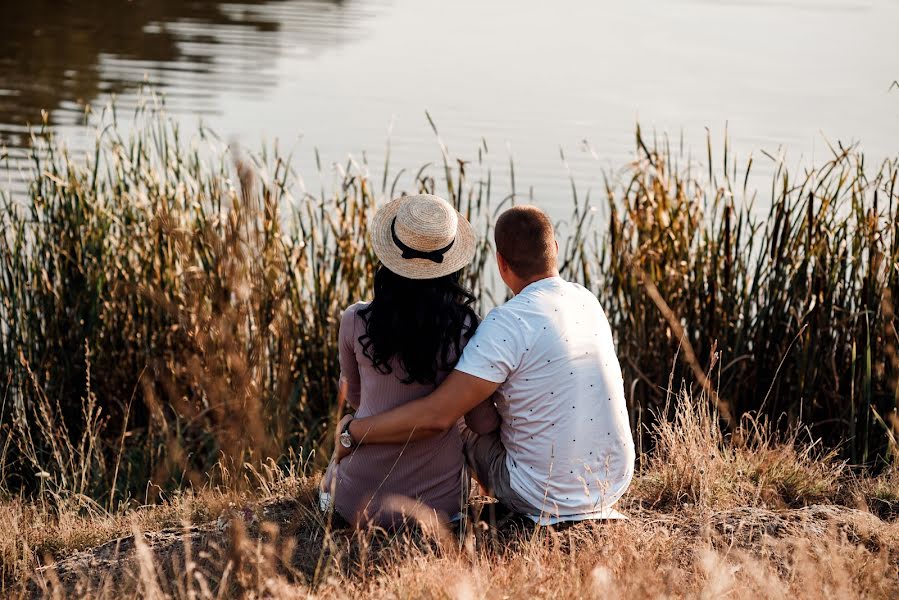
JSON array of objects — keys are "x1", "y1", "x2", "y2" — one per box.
[{"x1": 339, "y1": 370, "x2": 498, "y2": 457}]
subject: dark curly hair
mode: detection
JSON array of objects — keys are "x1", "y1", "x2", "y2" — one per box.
[{"x1": 357, "y1": 266, "x2": 479, "y2": 385}]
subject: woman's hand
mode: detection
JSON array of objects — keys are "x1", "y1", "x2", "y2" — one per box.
[{"x1": 320, "y1": 457, "x2": 338, "y2": 493}]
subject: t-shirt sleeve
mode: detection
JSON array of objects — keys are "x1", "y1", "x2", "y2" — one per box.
[
  {"x1": 338, "y1": 304, "x2": 362, "y2": 411},
  {"x1": 454, "y1": 307, "x2": 524, "y2": 384}
]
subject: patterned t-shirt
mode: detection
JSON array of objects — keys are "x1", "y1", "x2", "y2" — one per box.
[{"x1": 455, "y1": 277, "x2": 635, "y2": 521}]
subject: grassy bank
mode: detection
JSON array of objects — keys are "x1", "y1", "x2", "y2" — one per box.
[
  {"x1": 3, "y1": 393, "x2": 898, "y2": 598},
  {"x1": 0, "y1": 100, "x2": 897, "y2": 510}
]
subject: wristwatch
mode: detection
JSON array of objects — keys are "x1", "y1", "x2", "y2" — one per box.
[{"x1": 339, "y1": 417, "x2": 356, "y2": 449}]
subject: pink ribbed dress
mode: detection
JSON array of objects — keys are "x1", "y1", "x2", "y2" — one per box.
[{"x1": 334, "y1": 302, "x2": 499, "y2": 527}]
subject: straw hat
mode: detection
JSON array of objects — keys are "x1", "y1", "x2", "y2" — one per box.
[{"x1": 370, "y1": 194, "x2": 477, "y2": 280}]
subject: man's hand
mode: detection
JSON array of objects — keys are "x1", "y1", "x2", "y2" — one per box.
[{"x1": 333, "y1": 413, "x2": 354, "y2": 464}]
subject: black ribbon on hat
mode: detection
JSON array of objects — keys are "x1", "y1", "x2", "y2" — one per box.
[{"x1": 391, "y1": 217, "x2": 455, "y2": 263}]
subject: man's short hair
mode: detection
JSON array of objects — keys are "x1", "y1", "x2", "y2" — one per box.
[{"x1": 494, "y1": 205, "x2": 556, "y2": 279}]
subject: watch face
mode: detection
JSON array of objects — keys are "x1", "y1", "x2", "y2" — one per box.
[{"x1": 340, "y1": 432, "x2": 353, "y2": 448}]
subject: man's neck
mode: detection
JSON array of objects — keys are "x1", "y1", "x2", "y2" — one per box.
[{"x1": 511, "y1": 271, "x2": 559, "y2": 295}]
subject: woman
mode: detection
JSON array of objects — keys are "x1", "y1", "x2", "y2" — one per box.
[{"x1": 323, "y1": 194, "x2": 498, "y2": 528}]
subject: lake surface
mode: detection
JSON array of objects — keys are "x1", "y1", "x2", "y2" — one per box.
[{"x1": 2, "y1": 0, "x2": 898, "y2": 212}]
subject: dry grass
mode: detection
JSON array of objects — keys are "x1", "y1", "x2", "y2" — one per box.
[
  {"x1": 859, "y1": 468, "x2": 899, "y2": 521},
  {"x1": 0, "y1": 457, "x2": 312, "y2": 590},
  {"x1": 635, "y1": 387, "x2": 846, "y2": 511},
  {"x1": 1, "y1": 395, "x2": 896, "y2": 599}
]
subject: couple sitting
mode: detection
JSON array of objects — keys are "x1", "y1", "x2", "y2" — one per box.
[{"x1": 324, "y1": 193, "x2": 634, "y2": 527}]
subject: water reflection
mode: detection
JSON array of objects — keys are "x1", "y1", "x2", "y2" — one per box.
[
  {"x1": 1, "y1": 0, "x2": 896, "y2": 210},
  {"x1": 0, "y1": 0, "x2": 366, "y2": 145}
]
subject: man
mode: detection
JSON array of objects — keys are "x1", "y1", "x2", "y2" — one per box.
[{"x1": 334, "y1": 205, "x2": 634, "y2": 523}]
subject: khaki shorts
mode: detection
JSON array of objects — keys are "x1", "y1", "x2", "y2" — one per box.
[{"x1": 459, "y1": 424, "x2": 538, "y2": 516}]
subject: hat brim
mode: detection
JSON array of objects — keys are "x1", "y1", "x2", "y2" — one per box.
[{"x1": 370, "y1": 197, "x2": 478, "y2": 280}]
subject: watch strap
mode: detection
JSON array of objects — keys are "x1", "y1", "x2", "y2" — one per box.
[{"x1": 341, "y1": 416, "x2": 355, "y2": 447}]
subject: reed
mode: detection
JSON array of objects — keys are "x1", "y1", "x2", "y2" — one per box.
[
  {"x1": 0, "y1": 99, "x2": 896, "y2": 509},
  {"x1": 594, "y1": 130, "x2": 899, "y2": 467}
]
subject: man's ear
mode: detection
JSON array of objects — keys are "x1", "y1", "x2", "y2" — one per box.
[{"x1": 496, "y1": 250, "x2": 508, "y2": 273}]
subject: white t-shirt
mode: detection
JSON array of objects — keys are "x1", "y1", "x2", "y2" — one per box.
[{"x1": 456, "y1": 276, "x2": 635, "y2": 522}]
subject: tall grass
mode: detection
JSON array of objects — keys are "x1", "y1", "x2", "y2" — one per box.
[
  {"x1": 0, "y1": 99, "x2": 896, "y2": 508},
  {"x1": 593, "y1": 131, "x2": 899, "y2": 466}
]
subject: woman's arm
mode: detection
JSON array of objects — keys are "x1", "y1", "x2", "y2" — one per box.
[
  {"x1": 464, "y1": 392, "x2": 501, "y2": 434},
  {"x1": 338, "y1": 305, "x2": 362, "y2": 411}
]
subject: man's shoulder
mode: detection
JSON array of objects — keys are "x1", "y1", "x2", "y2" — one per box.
[
  {"x1": 478, "y1": 304, "x2": 519, "y2": 332},
  {"x1": 554, "y1": 279, "x2": 601, "y2": 309},
  {"x1": 557, "y1": 278, "x2": 594, "y2": 296}
]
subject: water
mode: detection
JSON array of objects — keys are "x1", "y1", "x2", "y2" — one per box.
[{"x1": 2, "y1": 0, "x2": 898, "y2": 212}]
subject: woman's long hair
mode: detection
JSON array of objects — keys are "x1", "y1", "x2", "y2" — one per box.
[{"x1": 357, "y1": 266, "x2": 478, "y2": 385}]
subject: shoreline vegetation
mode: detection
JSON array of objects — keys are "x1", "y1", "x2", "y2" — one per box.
[{"x1": 1, "y1": 99, "x2": 898, "y2": 597}]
